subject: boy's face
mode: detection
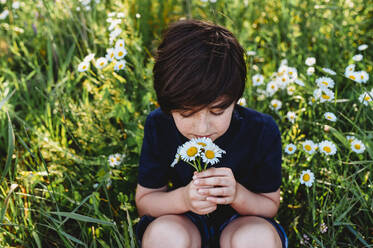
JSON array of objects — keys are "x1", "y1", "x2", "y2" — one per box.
[{"x1": 171, "y1": 101, "x2": 235, "y2": 142}]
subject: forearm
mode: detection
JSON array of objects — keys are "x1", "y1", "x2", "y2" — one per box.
[
  {"x1": 136, "y1": 187, "x2": 188, "y2": 217},
  {"x1": 231, "y1": 183, "x2": 279, "y2": 218}
]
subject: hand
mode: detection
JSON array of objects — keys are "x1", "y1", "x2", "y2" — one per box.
[
  {"x1": 193, "y1": 167, "x2": 237, "y2": 205},
  {"x1": 182, "y1": 174, "x2": 217, "y2": 215}
]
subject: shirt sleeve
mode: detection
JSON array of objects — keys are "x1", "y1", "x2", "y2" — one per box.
[
  {"x1": 137, "y1": 113, "x2": 168, "y2": 188},
  {"x1": 249, "y1": 115, "x2": 282, "y2": 193}
]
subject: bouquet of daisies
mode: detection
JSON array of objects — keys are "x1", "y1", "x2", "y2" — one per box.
[{"x1": 171, "y1": 137, "x2": 226, "y2": 172}]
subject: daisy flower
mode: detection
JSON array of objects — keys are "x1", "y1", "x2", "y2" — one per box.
[
  {"x1": 294, "y1": 79, "x2": 305, "y2": 87},
  {"x1": 201, "y1": 143, "x2": 226, "y2": 165},
  {"x1": 247, "y1": 51, "x2": 256, "y2": 56},
  {"x1": 344, "y1": 64, "x2": 355, "y2": 75},
  {"x1": 355, "y1": 71, "x2": 369, "y2": 84},
  {"x1": 179, "y1": 140, "x2": 201, "y2": 162},
  {"x1": 300, "y1": 169, "x2": 315, "y2": 187},
  {"x1": 95, "y1": 57, "x2": 107, "y2": 69},
  {"x1": 266, "y1": 81, "x2": 278, "y2": 96},
  {"x1": 287, "y1": 67, "x2": 298, "y2": 81},
  {"x1": 270, "y1": 99, "x2": 282, "y2": 111},
  {"x1": 285, "y1": 144, "x2": 297, "y2": 154},
  {"x1": 319, "y1": 140, "x2": 337, "y2": 155},
  {"x1": 115, "y1": 47, "x2": 127, "y2": 60},
  {"x1": 322, "y1": 68, "x2": 336, "y2": 75},
  {"x1": 237, "y1": 98, "x2": 247, "y2": 106},
  {"x1": 105, "y1": 48, "x2": 116, "y2": 62},
  {"x1": 305, "y1": 57, "x2": 316, "y2": 66},
  {"x1": 108, "y1": 19, "x2": 122, "y2": 31},
  {"x1": 319, "y1": 88, "x2": 334, "y2": 103},
  {"x1": 171, "y1": 146, "x2": 182, "y2": 167},
  {"x1": 352, "y1": 54, "x2": 363, "y2": 62},
  {"x1": 115, "y1": 39, "x2": 125, "y2": 49},
  {"x1": 324, "y1": 112, "x2": 337, "y2": 122},
  {"x1": 346, "y1": 71, "x2": 360, "y2": 82},
  {"x1": 252, "y1": 74, "x2": 264, "y2": 86},
  {"x1": 358, "y1": 44, "x2": 368, "y2": 51},
  {"x1": 351, "y1": 139, "x2": 365, "y2": 154},
  {"x1": 83, "y1": 53, "x2": 95, "y2": 62},
  {"x1": 193, "y1": 137, "x2": 213, "y2": 147},
  {"x1": 78, "y1": 61, "x2": 90, "y2": 72},
  {"x1": 114, "y1": 60, "x2": 126, "y2": 71},
  {"x1": 307, "y1": 67, "x2": 315, "y2": 75},
  {"x1": 287, "y1": 111, "x2": 296, "y2": 123},
  {"x1": 358, "y1": 91, "x2": 372, "y2": 106},
  {"x1": 287, "y1": 85, "x2": 296, "y2": 95},
  {"x1": 0, "y1": 10, "x2": 9, "y2": 20},
  {"x1": 276, "y1": 73, "x2": 289, "y2": 89},
  {"x1": 316, "y1": 77, "x2": 335, "y2": 89},
  {"x1": 117, "y1": 12, "x2": 125, "y2": 18},
  {"x1": 302, "y1": 140, "x2": 317, "y2": 155},
  {"x1": 320, "y1": 223, "x2": 328, "y2": 234},
  {"x1": 135, "y1": 13, "x2": 141, "y2": 18},
  {"x1": 108, "y1": 153, "x2": 124, "y2": 167},
  {"x1": 346, "y1": 135, "x2": 355, "y2": 143}
]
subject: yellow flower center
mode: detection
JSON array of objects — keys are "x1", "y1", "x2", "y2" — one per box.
[
  {"x1": 111, "y1": 53, "x2": 114, "y2": 58},
  {"x1": 271, "y1": 85, "x2": 275, "y2": 89},
  {"x1": 82, "y1": 65, "x2": 86, "y2": 69},
  {"x1": 364, "y1": 96, "x2": 371, "y2": 101},
  {"x1": 289, "y1": 71, "x2": 293, "y2": 75},
  {"x1": 303, "y1": 174, "x2": 310, "y2": 182},
  {"x1": 327, "y1": 116, "x2": 332, "y2": 119},
  {"x1": 120, "y1": 43, "x2": 123, "y2": 47},
  {"x1": 273, "y1": 103, "x2": 278, "y2": 108},
  {"x1": 323, "y1": 146, "x2": 331, "y2": 153},
  {"x1": 322, "y1": 81, "x2": 328, "y2": 86},
  {"x1": 361, "y1": 75, "x2": 364, "y2": 79},
  {"x1": 354, "y1": 144, "x2": 360, "y2": 150},
  {"x1": 116, "y1": 157, "x2": 121, "y2": 161},
  {"x1": 119, "y1": 64, "x2": 123, "y2": 69},
  {"x1": 187, "y1": 147, "x2": 198, "y2": 157},
  {"x1": 111, "y1": 158, "x2": 115, "y2": 162},
  {"x1": 282, "y1": 78, "x2": 286, "y2": 82},
  {"x1": 100, "y1": 62, "x2": 104, "y2": 66},
  {"x1": 305, "y1": 145, "x2": 312, "y2": 151},
  {"x1": 349, "y1": 75, "x2": 356, "y2": 80},
  {"x1": 257, "y1": 78, "x2": 260, "y2": 82},
  {"x1": 288, "y1": 147, "x2": 293, "y2": 151},
  {"x1": 118, "y1": 51, "x2": 123, "y2": 56},
  {"x1": 205, "y1": 150, "x2": 215, "y2": 159},
  {"x1": 197, "y1": 142, "x2": 207, "y2": 147},
  {"x1": 312, "y1": 98, "x2": 316, "y2": 103},
  {"x1": 322, "y1": 94, "x2": 330, "y2": 100}
]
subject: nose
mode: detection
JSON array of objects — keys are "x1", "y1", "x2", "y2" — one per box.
[{"x1": 194, "y1": 111, "x2": 210, "y2": 135}]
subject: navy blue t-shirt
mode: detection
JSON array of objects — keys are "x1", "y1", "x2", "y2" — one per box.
[{"x1": 138, "y1": 104, "x2": 282, "y2": 221}]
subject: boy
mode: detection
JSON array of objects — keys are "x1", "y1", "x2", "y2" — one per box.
[{"x1": 135, "y1": 19, "x2": 288, "y2": 248}]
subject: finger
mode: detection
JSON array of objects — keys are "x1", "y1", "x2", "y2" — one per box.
[
  {"x1": 194, "y1": 167, "x2": 232, "y2": 179},
  {"x1": 198, "y1": 187, "x2": 233, "y2": 196},
  {"x1": 198, "y1": 206, "x2": 217, "y2": 215},
  {"x1": 206, "y1": 196, "x2": 233, "y2": 205},
  {"x1": 194, "y1": 177, "x2": 230, "y2": 187}
]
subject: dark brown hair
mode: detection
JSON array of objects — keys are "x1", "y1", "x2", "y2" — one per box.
[{"x1": 153, "y1": 19, "x2": 246, "y2": 114}]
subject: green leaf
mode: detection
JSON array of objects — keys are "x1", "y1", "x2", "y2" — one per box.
[{"x1": 49, "y1": 212, "x2": 114, "y2": 226}]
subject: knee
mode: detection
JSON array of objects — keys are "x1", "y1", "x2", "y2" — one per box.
[{"x1": 142, "y1": 215, "x2": 199, "y2": 248}]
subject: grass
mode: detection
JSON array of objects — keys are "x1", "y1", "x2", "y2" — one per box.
[{"x1": 0, "y1": 0, "x2": 372, "y2": 247}]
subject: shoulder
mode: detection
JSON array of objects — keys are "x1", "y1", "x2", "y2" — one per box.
[
  {"x1": 234, "y1": 105, "x2": 279, "y2": 133},
  {"x1": 145, "y1": 108, "x2": 173, "y2": 127}
]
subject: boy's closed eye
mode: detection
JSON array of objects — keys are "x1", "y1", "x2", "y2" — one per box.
[{"x1": 178, "y1": 108, "x2": 225, "y2": 118}]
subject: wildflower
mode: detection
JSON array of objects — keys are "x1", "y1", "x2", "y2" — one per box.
[
  {"x1": 108, "y1": 12, "x2": 116, "y2": 17},
  {"x1": 276, "y1": 73, "x2": 289, "y2": 89},
  {"x1": 319, "y1": 140, "x2": 337, "y2": 155},
  {"x1": 319, "y1": 88, "x2": 334, "y2": 103},
  {"x1": 305, "y1": 57, "x2": 316, "y2": 66},
  {"x1": 358, "y1": 91, "x2": 372, "y2": 106},
  {"x1": 355, "y1": 71, "x2": 369, "y2": 84},
  {"x1": 294, "y1": 79, "x2": 305, "y2": 87},
  {"x1": 287, "y1": 111, "x2": 296, "y2": 123},
  {"x1": 237, "y1": 98, "x2": 247, "y2": 106},
  {"x1": 302, "y1": 140, "x2": 317, "y2": 155},
  {"x1": 308, "y1": 96, "x2": 316, "y2": 106},
  {"x1": 194, "y1": 137, "x2": 213, "y2": 147},
  {"x1": 105, "y1": 48, "x2": 116, "y2": 62},
  {"x1": 201, "y1": 143, "x2": 226, "y2": 165},
  {"x1": 83, "y1": 53, "x2": 95, "y2": 62},
  {"x1": 358, "y1": 44, "x2": 368, "y2": 51},
  {"x1": 300, "y1": 169, "x2": 315, "y2": 187},
  {"x1": 346, "y1": 71, "x2": 360, "y2": 82},
  {"x1": 179, "y1": 140, "x2": 201, "y2": 162},
  {"x1": 300, "y1": 234, "x2": 310, "y2": 245},
  {"x1": 270, "y1": 99, "x2": 282, "y2": 111},
  {"x1": 252, "y1": 74, "x2": 264, "y2": 86},
  {"x1": 93, "y1": 183, "x2": 99, "y2": 189},
  {"x1": 117, "y1": 12, "x2": 125, "y2": 18},
  {"x1": 114, "y1": 60, "x2": 126, "y2": 71},
  {"x1": 285, "y1": 144, "x2": 297, "y2": 154},
  {"x1": 171, "y1": 146, "x2": 182, "y2": 167},
  {"x1": 344, "y1": 64, "x2": 355, "y2": 76},
  {"x1": 346, "y1": 135, "x2": 355, "y2": 143},
  {"x1": 324, "y1": 112, "x2": 337, "y2": 122},
  {"x1": 108, "y1": 154, "x2": 122, "y2": 167},
  {"x1": 287, "y1": 85, "x2": 296, "y2": 95},
  {"x1": 135, "y1": 13, "x2": 141, "y2": 18},
  {"x1": 95, "y1": 57, "x2": 107, "y2": 69},
  {"x1": 78, "y1": 61, "x2": 90, "y2": 72},
  {"x1": 247, "y1": 51, "x2": 256, "y2": 56},
  {"x1": 307, "y1": 67, "x2": 315, "y2": 75},
  {"x1": 266, "y1": 81, "x2": 278, "y2": 96},
  {"x1": 316, "y1": 77, "x2": 335, "y2": 89},
  {"x1": 351, "y1": 139, "x2": 365, "y2": 153},
  {"x1": 108, "y1": 19, "x2": 122, "y2": 31},
  {"x1": 0, "y1": 10, "x2": 9, "y2": 20},
  {"x1": 352, "y1": 54, "x2": 363, "y2": 62},
  {"x1": 115, "y1": 39, "x2": 125, "y2": 49},
  {"x1": 287, "y1": 67, "x2": 298, "y2": 81},
  {"x1": 115, "y1": 47, "x2": 127, "y2": 60},
  {"x1": 322, "y1": 68, "x2": 336, "y2": 75},
  {"x1": 320, "y1": 223, "x2": 328, "y2": 233},
  {"x1": 12, "y1": 1, "x2": 21, "y2": 9}
]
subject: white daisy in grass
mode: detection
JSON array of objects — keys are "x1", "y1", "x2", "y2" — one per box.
[
  {"x1": 135, "y1": 13, "x2": 141, "y2": 18},
  {"x1": 105, "y1": 48, "x2": 116, "y2": 62},
  {"x1": 285, "y1": 144, "x2": 297, "y2": 154},
  {"x1": 346, "y1": 135, "x2": 355, "y2": 143},
  {"x1": 300, "y1": 170, "x2": 315, "y2": 187},
  {"x1": 270, "y1": 99, "x2": 282, "y2": 111},
  {"x1": 83, "y1": 53, "x2": 95, "y2": 62},
  {"x1": 237, "y1": 98, "x2": 247, "y2": 106},
  {"x1": 352, "y1": 54, "x2": 363, "y2": 62},
  {"x1": 287, "y1": 67, "x2": 298, "y2": 81},
  {"x1": 95, "y1": 57, "x2": 108, "y2": 69},
  {"x1": 247, "y1": 51, "x2": 256, "y2": 56},
  {"x1": 109, "y1": 28, "x2": 122, "y2": 43},
  {"x1": 78, "y1": 61, "x2": 89, "y2": 72},
  {"x1": 322, "y1": 68, "x2": 336, "y2": 75},
  {"x1": 252, "y1": 74, "x2": 264, "y2": 86},
  {"x1": 346, "y1": 71, "x2": 360, "y2": 82},
  {"x1": 115, "y1": 39, "x2": 125, "y2": 49},
  {"x1": 201, "y1": 143, "x2": 226, "y2": 165},
  {"x1": 351, "y1": 139, "x2": 365, "y2": 154},
  {"x1": 302, "y1": 140, "x2": 317, "y2": 155},
  {"x1": 358, "y1": 44, "x2": 368, "y2": 51},
  {"x1": 266, "y1": 81, "x2": 278, "y2": 96},
  {"x1": 319, "y1": 88, "x2": 334, "y2": 103},
  {"x1": 287, "y1": 85, "x2": 296, "y2": 95},
  {"x1": 108, "y1": 19, "x2": 122, "y2": 31},
  {"x1": 108, "y1": 153, "x2": 124, "y2": 167},
  {"x1": 305, "y1": 57, "x2": 316, "y2": 66},
  {"x1": 117, "y1": 12, "x2": 125, "y2": 18},
  {"x1": 307, "y1": 67, "x2": 315, "y2": 75},
  {"x1": 0, "y1": 10, "x2": 9, "y2": 20},
  {"x1": 114, "y1": 60, "x2": 126, "y2": 71},
  {"x1": 344, "y1": 64, "x2": 355, "y2": 76},
  {"x1": 276, "y1": 73, "x2": 289, "y2": 89},
  {"x1": 179, "y1": 140, "x2": 201, "y2": 162},
  {"x1": 319, "y1": 140, "x2": 337, "y2": 155},
  {"x1": 294, "y1": 79, "x2": 305, "y2": 87},
  {"x1": 108, "y1": 12, "x2": 116, "y2": 17},
  {"x1": 358, "y1": 91, "x2": 372, "y2": 106},
  {"x1": 115, "y1": 47, "x2": 127, "y2": 60},
  {"x1": 355, "y1": 71, "x2": 369, "y2": 84},
  {"x1": 316, "y1": 77, "x2": 335, "y2": 89},
  {"x1": 287, "y1": 111, "x2": 296, "y2": 123},
  {"x1": 324, "y1": 112, "x2": 337, "y2": 122}
]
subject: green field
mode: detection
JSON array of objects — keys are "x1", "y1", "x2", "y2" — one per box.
[{"x1": 0, "y1": 0, "x2": 372, "y2": 247}]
